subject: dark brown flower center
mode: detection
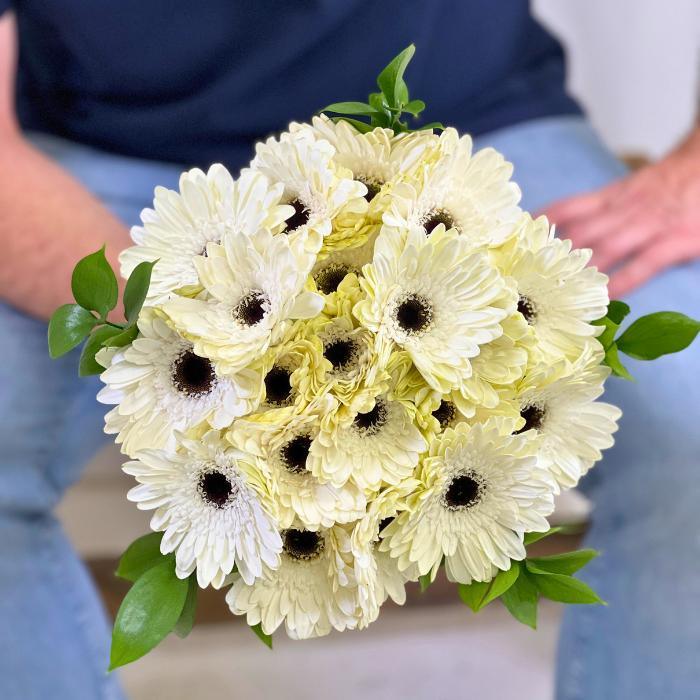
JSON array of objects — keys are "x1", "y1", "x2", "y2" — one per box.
[
  {"x1": 395, "y1": 294, "x2": 433, "y2": 334},
  {"x1": 515, "y1": 404, "x2": 546, "y2": 433},
  {"x1": 378, "y1": 517, "x2": 394, "y2": 535},
  {"x1": 360, "y1": 178, "x2": 382, "y2": 202},
  {"x1": 315, "y1": 263, "x2": 351, "y2": 294},
  {"x1": 280, "y1": 435, "x2": 312, "y2": 474},
  {"x1": 432, "y1": 400, "x2": 456, "y2": 429},
  {"x1": 324, "y1": 338, "x2": 357, "y2": 372},
  {"x1": 353, "y1": 399, "x2": 388, "y2": 434},
  {"x1": 264, "y1": 366, "x2": 293, "y2": 405},
  {"x1": 234, "y1": 291, "x2": 268, "y2": 326},
  {"x1": 198, "y1": 471, "x2": 234, "y2": 508},
  {"x1": 283, "y1": 528, "x2": 324, "y2": 561},
  {"x1": 517, "y1": 295, "x2": 537, "y2": 324},
  {"x1": 285, "y1": 199, "x2": 310, "y2": 232},
  {"x1": 444, "y1": 474, "x2": 481, "y2": 509},
  {"x1": 172, "y1": 350, "x2": 215, "y2": 396},
  {"x1": 423, "y1": 209, "x2": 455, "y2": 236}
]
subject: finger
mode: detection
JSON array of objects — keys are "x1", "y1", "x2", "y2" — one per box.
[
  {"x1": 609, "y1": 236, "x2": 700, "y2": 297},
  {"x1": 559, "y1": 201, "x2": 638, "y2": 249},
  {"x1": 590, "y1": 216, "x2": 662, "y2": 271},
  {"x1": 538, "y1": 190, "x2": 608, "y2": 226}
]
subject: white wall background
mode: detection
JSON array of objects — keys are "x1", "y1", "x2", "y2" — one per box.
[{"x1": 534, "y1": 0, "x2": 700, "y2": 159}]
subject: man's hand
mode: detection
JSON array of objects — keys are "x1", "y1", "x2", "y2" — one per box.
[{"x1": 542, "y1": 128, "x2": 700, "y2": 298}]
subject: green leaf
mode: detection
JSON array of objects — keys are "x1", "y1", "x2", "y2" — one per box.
[
  {"x1": 526, "y1": 549, "x2": 599, "y2": 576},
  {"x1": 501, "y1": 568, "x2": 539, "y2": 629},
  {"x1": 617, "y1": 311, "x2": 700, "y2": 360},
  {"x1": 123, "y1": 260, "x2": 156, "y2": 324},
  {"x1": 603, "y1": 344, "x2": 634, "y2": 380},
  {"x1": 321, "y1": 101, "x2": 380, "y2": 116},
  {"x1": 606, "y1": 300, "x2": 631, "y2": 325},
  {"x1": 250, "y1": 622, "x2": 273, "y2": 649},
  {"x1": 116, "y1": 532, "x2": 166, "y2": 583},
  {"x1": 71, "y1": 246, "x2": 118, "y2": 318},
  {"x1": 173, "y1": 576, "x2": 198, "y2": 639},
  {"x1": 593, "y1": 300, "x2": 630, "y2": 351},
  {"x1": 103, "y1": 323, "x2": 139, "y2": 348},
  {"x1": 109, "y1": 558, "x2": 189, "y2": 670},
  {"x1": 532, "y1": 572, "x2": 605, "y2": 605},
  {"x1": 593, "y1": 316, "x2": 619, "y2": 351},
  {"x1": 377, "y1": 44, "x2": 415, "y2": 107},
  {"x1": 331, "y1": 116, "x2": 373, "y2": 134},
  {"x1": 419, "y1": 572, "x2": 433, "y2": 592},
  {"x1": 79, "y1": 324, "x2": 121, "y2": 376},
  {"x1": 403, "y1": 99, "x2": 425, "y2": 116},
  {"x1": 523, "y1": 527, "x2": 563, "y2": 546},
  {"x1": 458, "y1": 562, "x2": 520, "y2": 612},
  {"x1": 416, "y1": 121, "x2": 444, "y2": 132},
  {"x1": 48, "y1": 304, "x2": 98, "y2": 358}
]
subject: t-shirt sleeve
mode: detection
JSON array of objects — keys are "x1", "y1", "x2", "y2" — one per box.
[{"x1": 0, "y1": 0, "x2": 12, "y2": 16}]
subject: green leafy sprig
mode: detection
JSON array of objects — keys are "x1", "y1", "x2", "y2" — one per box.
[
  {"x1": 111, "y1": 532, "x2": 272, "y2": 670},
  {"x1": 320, "y1": 44, "x2": 443, "y2": 134},
  {"x1": 47, "y1": 247, "x2": 155, "y2": 376},
  {"x1": 456, "y1": 528, "x2": 603, "y2": 629},
  {"x1": 593, "y1": 300, "x2": 699, "y2": 380}
]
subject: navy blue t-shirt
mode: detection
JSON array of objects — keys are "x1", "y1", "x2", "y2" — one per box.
[{"x1": 1, "y1": 1, "x2": 580, "y2": 170}]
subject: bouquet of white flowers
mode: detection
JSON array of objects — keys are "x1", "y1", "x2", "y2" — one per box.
[{"x1": 48, "y1": 46, "x2": 699, "y2": 669}]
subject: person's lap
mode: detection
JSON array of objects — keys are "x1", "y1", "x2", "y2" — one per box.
[
  {"x1": 477, "y1": 116, "x2": 700, "y2": 699},
  {"x1": 1, "y1": 118, "x2": 697, "y2": 699}
]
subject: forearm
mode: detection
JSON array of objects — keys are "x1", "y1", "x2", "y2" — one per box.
[{"x1": 0, "y1": 127, "x2": 131, "y2": 320}]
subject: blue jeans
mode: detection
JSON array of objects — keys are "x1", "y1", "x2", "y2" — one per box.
[{"x1": 1, "y1": 118, "x2": 698, "y2": 699}]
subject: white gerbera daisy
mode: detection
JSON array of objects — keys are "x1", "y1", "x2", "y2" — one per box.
[
  {"x1": 451, "y1": 311, "x2": 531, "y2": 417},
  {"x1": 493, "y1": 213, "x2": 610, "y2": 360},
  {"x1": 120, "y1": 166, "x2": 292, "y2": 304},
  {"x1": 251, "y1": 128, "x2": 367, "y2": 251},
  {"x1": 124, "y1": 431, "x2": 282, "y2": 589},
  {"x1": 230, "y1": 398, "x2": 366, "y2": 529},
  {"x1": 254, "y1": 335, "x2": 328, "y2": 412},
  {"x1": 508, "y1": 344, "x2": 622, "y2": 489},
  {"x1": 380, "y1": 417, "x2": 555, "y2": 584},
  {"x1": 308, "y1": 394, "x2": 426, "y2": 491},
  {"x1": 226, "y1": 524, "x2": 359, "y2": 639},
  {"x1": 350, "y1": 489, "x2": 418, "y2": 627},
  {"x1": 313, "y1": 311, "x2": 390, "y2": 414},
  {"x1": 295, "y1": 115, "x2": 439, "y2": 204},
  {"x1": 383, "y1": 127, "x2": 521, "y2": 247},
  {"x1": 96, "y1": 310, "x2": 256, "y2": 456},
  {"x1": 162, "y1": 227, "x2": 323, "y2": 375},
  {"x1": 355, "y1": 225, "x2": 514, "y2": 393}
]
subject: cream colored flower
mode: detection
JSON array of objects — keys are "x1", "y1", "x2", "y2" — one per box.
[
  {"x1": 162, "y1": 227, "x2": 323, "y2": 375},
  {"x1": 124, "y1": 431, "x2": 281, "y2": 588},
  {"x1": 355, "y1": 225, "x2": 514, "y2": 393},
  {"x1": 296, "y1": 115, "x2": 437, "y2": 199},
  {"x1": 308, "y1": 394, "x2": 426, "y2": 491},
  {"x1": 229, "y1": 398, "x2": 366, "y2": 529},
  {"x1": 350, "y1": 488, "x2": 418, "y2": 627},
  {"x1": 252, "y1": 128, "x2": 367, "y2": 252},
  {"x1": 493, "y1": 213, "x2": 609, "y2": 360},
  {"x1": 120, "y1": 166, "x2": 292, "y2": 304},
  {"x1": 504, "y1": 343, "x2": 622, "y2": 489},
  {"x1": 380, "y1": 417, "x2": 555, "y2": 584},
  {"x1": 226, "y1": 524, "x2": 359, "y2": 639},
  {"x1": 383, "y1": 127, "x2": 521, "y2": 247},
  {"x1": 96, "y1": 310, "x2": 257, "y2": 456}
]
